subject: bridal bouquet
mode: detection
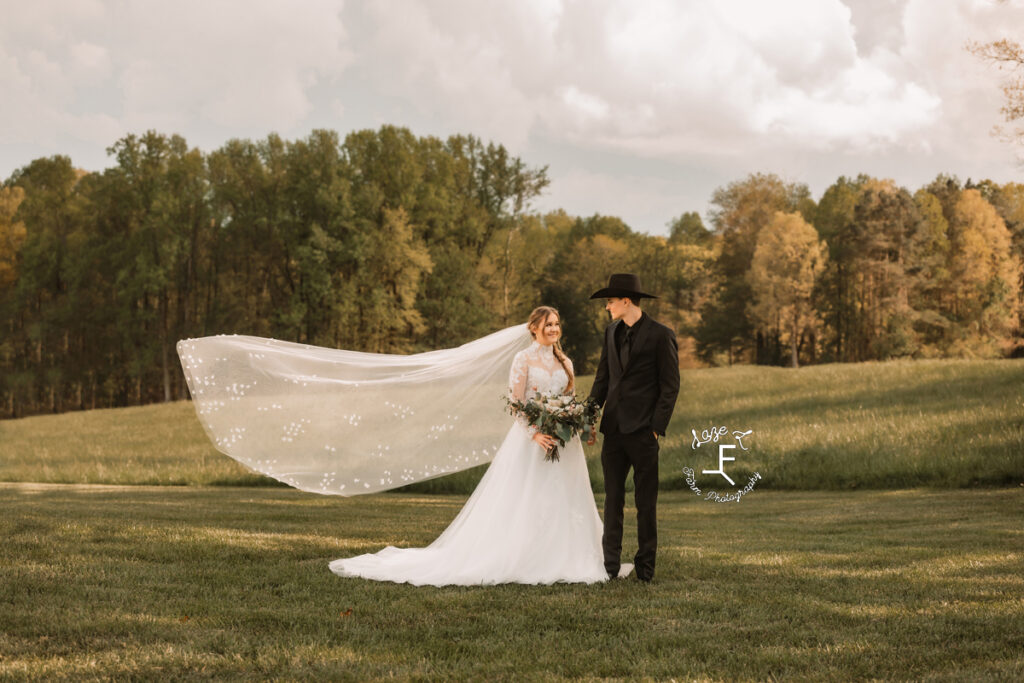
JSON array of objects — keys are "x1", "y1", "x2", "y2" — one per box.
[{"x1": 504, "y1": 392, "x2": 602, "y2": 462}]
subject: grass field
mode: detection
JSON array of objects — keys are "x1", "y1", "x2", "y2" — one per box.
[
  {"x1": 2, "y1": 359, "x2": 1022, "y2": 679},
  {"x1": 1, "y1": 484, "x2": 1021, "y2": 680},
  {"x1": 2, "y1": 359, "x2": 1022, "y2": 491}
]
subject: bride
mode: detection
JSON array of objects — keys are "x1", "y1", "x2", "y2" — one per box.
[
  {"x1": 329, "y1": 306, "x2": 631, "y2": 586},
  {"x1": 177, "y1": 305, "x2": 630, "y2": 586}
]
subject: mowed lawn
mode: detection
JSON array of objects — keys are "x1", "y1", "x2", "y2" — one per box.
[
  {"x1": 1, "y1": 484, "x2": 1021, "y2": 680},
  {"x1": 2, "y1": 358, "x2": 1022, "y2": 679},
  {"x1": 2, "y1": 358, "x2": 1022, "y2": 492}
]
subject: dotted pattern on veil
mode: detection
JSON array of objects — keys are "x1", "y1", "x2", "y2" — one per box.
[{"x1": 176, "y1": 324, "x2": 533, "y2": 495}]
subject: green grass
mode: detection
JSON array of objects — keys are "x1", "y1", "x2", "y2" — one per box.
[
  {"x1": 3, "y1": 359, "x2": 1022, "y2": 491},
  {"x1": 1, "y1": 484, "x2": 1021, "y2": 680},
  {"x1": 0, "y1": 400, "x2": 273, "y2": 487},
  {"x1": 2, "y1": 359, "x2": 1021, "y2": 679}
]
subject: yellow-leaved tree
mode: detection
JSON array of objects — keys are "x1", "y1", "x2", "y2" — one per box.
[
  {"x1": 949, "y1": 189, "x2": 1021, "y2": 353},
  {"x1": 747, "y1": 211, "x2": 827, "y2": 367},
  {"x1": 0, "y1": 185, "x2": 26, "y2": 290}
]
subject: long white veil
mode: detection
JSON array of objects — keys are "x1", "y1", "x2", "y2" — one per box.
[{"x1": 176, "y1": 324, "x2": 532, "y2": 495}]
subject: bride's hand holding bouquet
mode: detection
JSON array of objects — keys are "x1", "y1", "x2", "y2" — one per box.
[{"x1": 505, "y1": 391, "x2": 601, "y2": 461}]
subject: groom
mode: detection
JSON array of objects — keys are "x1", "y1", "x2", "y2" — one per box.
[{"x1": 587, "y1": 273, "x2": 680, "y2": 583}]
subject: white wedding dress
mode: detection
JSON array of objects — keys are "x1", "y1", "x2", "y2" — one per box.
[{"x1": 329, "y1": 340, "x2": 631, "y2": 586}]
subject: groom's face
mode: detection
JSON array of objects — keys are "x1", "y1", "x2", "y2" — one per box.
[{"x1": 605, "y1": 297, "x2": 628, "y2": 320}]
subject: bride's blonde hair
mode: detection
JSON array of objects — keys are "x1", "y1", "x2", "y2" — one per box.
[{"x1": 527, "y1": 306, "x2": 574, "y2": 394}]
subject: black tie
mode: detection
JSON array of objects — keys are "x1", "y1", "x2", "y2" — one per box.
[{"x1": 619, "y1": 326, "x2": 632, "y2": 368}]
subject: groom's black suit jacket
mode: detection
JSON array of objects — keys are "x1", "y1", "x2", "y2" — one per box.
[{"x1": 589, "y1": 313, "x2": 680, "y2": 436}]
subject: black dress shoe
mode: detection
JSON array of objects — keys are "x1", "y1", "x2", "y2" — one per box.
[{"x1": 637, "y1": 575, "x2": 652, "y2": 583}]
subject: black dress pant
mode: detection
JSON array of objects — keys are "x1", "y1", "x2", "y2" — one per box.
[{"x1": 601, "y1": 430, "x2": 659, "y2": 581}]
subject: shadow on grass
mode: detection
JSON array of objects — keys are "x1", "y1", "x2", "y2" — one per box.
[
  {"x1": 207, "y1": 475, "x2": 291, "y2": 488},
  {"x1": 4, "y1": 486, "x2": 1021, "y2": 679}
]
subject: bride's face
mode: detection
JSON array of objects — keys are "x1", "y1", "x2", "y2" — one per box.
[{"x1": 533, "y1": 314, "x2": 561, "y2": 346}]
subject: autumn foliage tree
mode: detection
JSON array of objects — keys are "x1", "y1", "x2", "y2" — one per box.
[
  {"x1": 696, "y1": 173, "x2": 813, "y2": 365},
  {"x1": 3, "y1": 128, "x2": 1023, "y2": 418},
  {"x1": 0, "y1": 128, "x2": 551, "y2": 416},
  {"x1": 947, "y1": 189, "x2": 1020, "y2": 354},
  {"x1": 0, "y1": 186, "x2": 26, "y2": 290},
  {"x1": 747, "y1": 211, "x2": 827, "y2": 367}
]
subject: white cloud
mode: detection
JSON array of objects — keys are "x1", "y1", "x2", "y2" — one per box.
[
  {"x1": 558, "y1": 0, "x2": 942, "y2": 154},
  {"x1": 1, "y1": 0, "x2": 1023, "y2": 234},
  {"x1": 534, "y1": 166, "x2": 698, "y2": 231},
  {"x1": 115, "y1": 1, "x2": 352, "y2": 136},
  {"x1": 892, "y1": 0, "x2": 1024, "y2": 164},
  {"x1": 355, "y1": 0, "x2": 545, "y2": 148},
  {"x1": 341, "y1": 0, "x2": 953, "y2": 159},
  {"x1": 750, "y1": 61, "x2": 941, "y2": 152},
  {"x1": 68, "y1": 42, "x2": 111, "y2": 83},
  {"x1": 561, "y1": 86, "x2": 610, "y2": 121},
  {"x1": 0, "y1": 0, "x2": 351, "y2": 157}
]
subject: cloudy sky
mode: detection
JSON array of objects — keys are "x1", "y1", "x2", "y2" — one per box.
[{"x1": 2, "y1": 0, "x2": 1022, "y2": 234}]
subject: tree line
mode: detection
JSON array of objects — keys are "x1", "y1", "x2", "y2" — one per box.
[{"x1": 1, "y1": 126, "x2": 1021, "y2": 418}]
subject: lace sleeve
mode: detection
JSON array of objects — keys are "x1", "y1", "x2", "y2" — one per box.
[
  {"x1": 507, "y1": 350, "x2": 536, "y2": 433},
  {"x1": 508, "y1": 350, "x2": 528, "y2": 402}
]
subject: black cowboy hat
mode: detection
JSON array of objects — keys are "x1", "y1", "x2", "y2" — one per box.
[{"x1": 589, "y1": 273, "x2": 658, "y2": 300}]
